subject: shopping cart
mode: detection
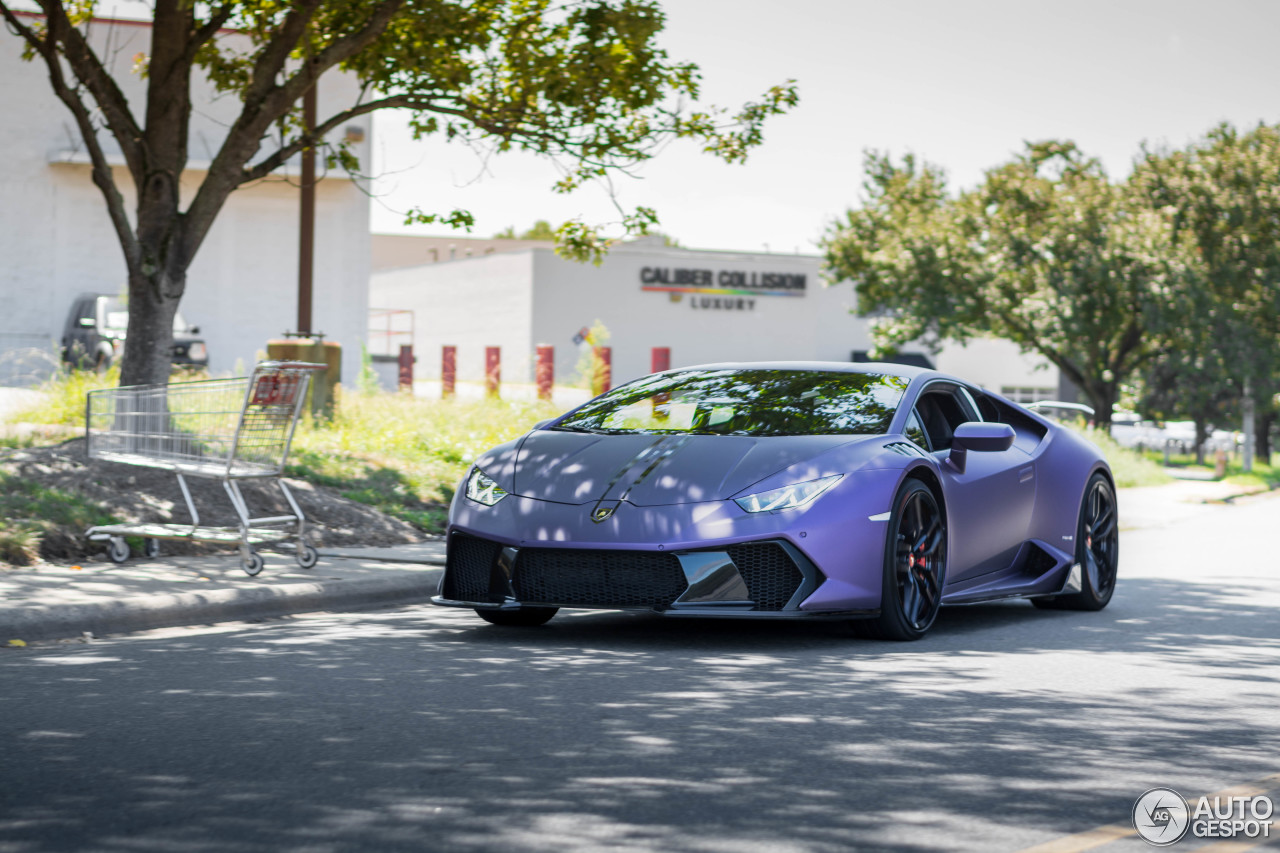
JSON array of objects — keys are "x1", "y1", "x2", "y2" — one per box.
[{"x1": 84, "y1": 361, "x2": 325, "y2": 575}]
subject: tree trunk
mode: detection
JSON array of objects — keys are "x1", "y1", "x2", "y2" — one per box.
[
  {"x1": 1083, "y1": 383, "x2": 1116, "y2": 433},
  {"x1": 1193, "y1": 418, "x2": 1208, "y2": 466},
  {"x1": 1256, "y1": 408, "x2": 1275, "y2": 466},
  {"x1": 119, "y1": 268, "x2": 184, "y2": 387}
]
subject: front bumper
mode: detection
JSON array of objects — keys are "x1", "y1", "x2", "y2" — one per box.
[
  {"x1": 431, "y1": 533, "x2": 870, "y2": 617},
  {"x1": 433, "y1": 469, "x2": 901, "y2": 615}
]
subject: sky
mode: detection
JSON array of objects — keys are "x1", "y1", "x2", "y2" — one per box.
[{"x1": 369, "y1": 0, "x2": 1280, "y2": 254}]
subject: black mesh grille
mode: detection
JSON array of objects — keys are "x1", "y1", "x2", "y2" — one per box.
[
  {"x1": 444, "y1": 533, "x2": 501, "y2": 601},
  {"x1": 726, "y1": 542, "x2": 804, "y2": 610},
  {"x1": 514, "y1": 549, "x2": 688, "y2": 608}
]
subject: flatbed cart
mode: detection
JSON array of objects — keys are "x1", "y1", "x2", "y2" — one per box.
[{"x1": 84, "y1": 361, "x2": 325, "y2": 575}]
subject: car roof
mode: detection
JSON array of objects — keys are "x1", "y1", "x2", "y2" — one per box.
[{"x1": 676, "y1": 360, "x2": 959, "y2": 384}]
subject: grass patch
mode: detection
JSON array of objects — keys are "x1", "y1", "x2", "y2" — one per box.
[
  {"x1": 0, "y1": 471, "x2": 117, "y2": 566},
  {"x1": 287, "y1": 389, "x2": 561, "y2": 533},
  {"x1": 0, "y1": 433, "x2": 40, "y2": 450},
  {"x1": 1068, "y1": 424, "x2": 1173, "y2": 489},
  {"x1": 1143, "y1": 450, "x2": 1280, "y2": 491},
  {"x1": 3, "y1": 369, "x2": 564, "y2": 538},
  {"x1": 8, "y1": 366, "x2": 121, "y2": 427}
]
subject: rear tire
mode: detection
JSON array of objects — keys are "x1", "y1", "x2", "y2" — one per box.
[
  {"x1": 853, "y1": 479, "x2": 947, "y2": 641},
  {"x1": 1033, "y1": 472, "x2": 1118, "y2": 611},
  {"x1": 475, "y1": 607, "x2": 558, "y2": 627}
]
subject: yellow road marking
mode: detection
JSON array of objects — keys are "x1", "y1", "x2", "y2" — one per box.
[{"x1": 1016, "y1": 773, "x2": 1280, "y2": 853}]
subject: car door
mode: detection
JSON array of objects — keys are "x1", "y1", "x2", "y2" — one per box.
[{"x1": 915, "y1": 382, "x2": 1036, "y2": 583}]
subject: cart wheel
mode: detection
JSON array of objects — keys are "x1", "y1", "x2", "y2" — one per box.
[
  {"x1": 296, "y1": 544, "x2": 319, "y2": 570},
  {"x1": 241, "y1": 550, "x2": 265, "y2": 577},
  {"x1": 107, "y1": 537, "x2": 130, "y2": 564},
  {"x1": 143, "y1": 538, "x2": 161, "y2": 559}
]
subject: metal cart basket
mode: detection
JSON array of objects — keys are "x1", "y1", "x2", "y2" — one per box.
[{"x1": 84, "y1": 361, "x2": 325, "y2": 575}]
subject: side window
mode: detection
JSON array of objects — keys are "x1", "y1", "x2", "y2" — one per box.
[
  {"x1": 904, "y1": 410, "x2": 930, "y2": 451},
  {"x1": 916, "y1": 389, "x2": 969, "y2": 451},
  {"x1": 974, "y1": 391, "x2": 1001, "y2": 423},
  {"x1": 78, "y1": 300, "x2": 96, "y2": 326}
]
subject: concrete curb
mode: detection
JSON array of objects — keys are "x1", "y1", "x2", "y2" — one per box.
[
  {"x1": 317, "y1": 546, "x2": 446, "y2": 565},
  {"x1": 0, "y1": 569, "x2": 441, "y2": 643}
]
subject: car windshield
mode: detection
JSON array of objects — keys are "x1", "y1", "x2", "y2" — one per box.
[
  {"x1": 555, "y1": 368, "x2": 909, "y2": 437},
  {"x1": 101, "y1": 297, "x2": 192, "y2": 332}
]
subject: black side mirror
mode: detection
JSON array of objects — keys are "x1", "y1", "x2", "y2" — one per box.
[
  {"x1": 189, "y1": 325, "x2": 200, "y2": 335},
  {"x1": 948, "y1": 422, "x2": 1015, "y2": 473}
]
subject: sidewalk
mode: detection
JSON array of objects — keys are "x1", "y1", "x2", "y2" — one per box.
[
  {"x1": 2, "y1": 480, "x2": 1275, "y2": 645},
  {"x1": 1, "y1": 542, "x2": 444, "y2": 644}
]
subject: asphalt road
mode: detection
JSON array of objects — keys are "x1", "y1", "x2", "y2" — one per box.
[{"x1": 3, "y1": 494, "x2": 1279, "y2": 853}]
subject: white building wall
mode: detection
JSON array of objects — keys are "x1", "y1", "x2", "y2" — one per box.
[
  {"x1": 529, "y1": 243, "x2": 878, "y2": 385},
  {"x1": 375, "y1": 238, "x2": 1059, "y2": 393},
  {"x1": 371, "y1": 252, "x2": 534, "y2": 383},
  {"x1": 0, "y1": 16, "x2": 370, "y2": 383}
]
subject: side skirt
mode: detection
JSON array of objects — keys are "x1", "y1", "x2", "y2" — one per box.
[{"x1": 941, "y1": 539, "x2": 1076, "y2": 605}]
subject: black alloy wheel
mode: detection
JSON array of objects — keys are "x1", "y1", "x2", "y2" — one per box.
[
  {"x1": 475, "y1": 606, "x2": 559, "y2": 627},
  {"x1": 855, "y1": 478, "x2": 947, "y2": 641},
  {"x1": 1034, "y1": 472, "x2": 1118, "y2": 611}
]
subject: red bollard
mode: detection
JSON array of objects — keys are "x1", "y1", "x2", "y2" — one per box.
[
  {"x1": 593, "y1": 346, "x2": 612, "y2": 396},
  {"x1": 485, "y1": 346, "x2": 501, "y2": 398},
  {"x1": 397, "y1": 344, "x2": 414, "y2": 392},
  {"x1": 651, "y1": 347, "x2": 671, "y2": 374},
  {"x1": 441, "y1": 345, "x2": 456, "y2": 398},
  {"x1": 536, "y1": 345, "x2": 554, "y2": 402}
]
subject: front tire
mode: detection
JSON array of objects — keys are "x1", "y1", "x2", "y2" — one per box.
[
  {"x1": 854, "y1": 479, "x2": 947, "y2": 641},
  {"x1": 475, "y1": 607, "x2": 558, "y2": 627},
  {"x1": 1033, "y1": 472, "x2": 1118, "y2": 611}
]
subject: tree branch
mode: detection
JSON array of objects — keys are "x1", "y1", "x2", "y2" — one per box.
[
  {"x1": 2, "y1": 3, "x2": 140, "y2": 271},
  {"x1": 241, "y1": 95, "x2": 415, "y2": 183},
  {"x1": 36, "y1": 0, "x2": 146, "y2": 185},
  {"x1": 183, "y1": 1, "x2": 405, "y2": 260},
  {"x1": 0, "y1": 3, "x2": 47, "y2": 53},
  {"x1": 185, "y1": 2, "x2": 236, "y2": 63}
]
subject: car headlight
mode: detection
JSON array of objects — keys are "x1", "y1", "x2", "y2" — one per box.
[
  {"x1": 465, "y1": 467, "x2": 508, "y2": 506},
  {"x1": 188, "y1": 342, "x2": 207, "y2": 361},
  {"x1": 734, "y1": 474, "x2": 842, "y2": 513}
]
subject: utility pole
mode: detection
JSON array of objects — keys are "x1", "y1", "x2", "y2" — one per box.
[
  {"x1": 297, "y1": 82, "x2": 316, "y2": 335},
  {"x1": 1243, "y1": 377, "x2": 1255, "y2": 474}
]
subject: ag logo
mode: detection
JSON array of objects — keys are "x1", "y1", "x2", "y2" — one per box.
[{"x1": 1133, "y1": 787, "x2": 1191, "y2": 846}]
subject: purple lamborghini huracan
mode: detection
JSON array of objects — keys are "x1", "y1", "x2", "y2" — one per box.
[{"x1": 432, "y1": 363, "x2": 1118, "y2": 640}]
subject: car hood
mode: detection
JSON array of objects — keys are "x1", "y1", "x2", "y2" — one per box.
[{"x1": 507, "y1": 429, "x2": 879, "y2": 506}]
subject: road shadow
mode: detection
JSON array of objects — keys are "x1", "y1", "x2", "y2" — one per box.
[{"x1": 3, "y1": 571, "x2": 1279, "y2": 852}]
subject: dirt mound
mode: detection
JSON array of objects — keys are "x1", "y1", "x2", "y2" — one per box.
[{"x1": 2, "y1": 438, "x2": 430, "y2": 563}]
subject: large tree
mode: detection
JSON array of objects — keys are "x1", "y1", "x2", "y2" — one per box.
[
  {"x1": 1131, "y1": 123, "x2": 1280, "y2": 461},
  {"x1": 0, "y1": 0, "x2": 796, "y2": 385},
  {"x1": 822, "y1": 142, "x2": 1193, "y2": 430}
]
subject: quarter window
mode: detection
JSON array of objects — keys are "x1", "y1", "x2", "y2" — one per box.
[{"x1": 904, "y1": 410, "x2": 930, "y2": 451}]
